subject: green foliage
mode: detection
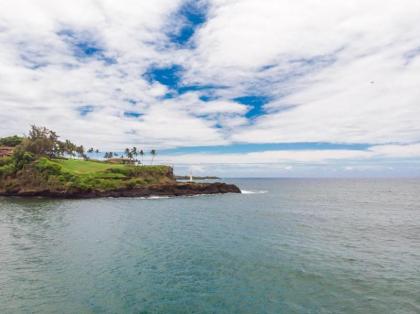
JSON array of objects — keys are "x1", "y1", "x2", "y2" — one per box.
[
  {"x1": 13, "y1": 146, "x2": 34, "y2": 170},
  {"x1": 1, "y1": 126, "x2": 171, "y2": 194},
  {"x1": 34, "y1": 158, "x2": 62, "y2": 175},
  {"x1": 106, "y1": 165, "x2": 168, "y2": 177},
  {"x1": 0, "y1": 163, "x2": 15, "y2": 177},
  {"x1": 0, "y1": 156, "x2": 13, "y2": 167},
  {"x1": 12, "y1": 125, "x2": 85, "y2": 159},
  {"x1": 56, "y1": 159, "x2": 126, "y2": 174},
  {"x1": 0, "y1": 156, "x2": 173, "y2": 192},
  {"x1": 0, "y1": 135, "x2": 23, "y2": 147},
  {"x1": 23, "y1": 125, "x2": 60, "y2": 157}
]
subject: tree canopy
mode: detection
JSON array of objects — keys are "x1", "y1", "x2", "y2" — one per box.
[
  {"x1": 0, "y1": 135, "x2": 23, "y2": 147},
  {"x1": 15, "y1": 125, "x2": 86, "y2": 159}
]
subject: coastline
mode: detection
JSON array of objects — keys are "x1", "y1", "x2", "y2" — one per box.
[
  {"x1": 0, "y1": 128, "x2": 241, "y2": 199},
  {"x1": 0, "y1": 182, "x2": 241, "y2": 199}
]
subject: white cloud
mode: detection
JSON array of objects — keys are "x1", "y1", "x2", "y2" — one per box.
[
  {"x1": 0, "y1": 0, "x2": 225, "y2": 149},
  {"x1": 0, "y1": 0, "x2": 419, "y2": 175},
  {"x1": 159, "y1": 143, "x2": 420, "y2": 165},
  {"x1": 370, "y1": 143, "x2": 420, "y2": 158},
  {"x1": 185, "y1": 0, "x2": 420, "y2": 145}
]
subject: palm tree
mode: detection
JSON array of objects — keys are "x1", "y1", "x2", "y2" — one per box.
[
  {"x1": 124, "y1": 148, "x2": 130, "y2": 159},
  {"x1": 76, "y1": 145, "x2": 85, "y2": 159},
  {"x1": 130, "y1": 147, "x2": 137, "y2": 164},
  {"x1": 132, "y1": 147, "x2": 137, "y2": 157},
  {"x1": 127, "y1": 151, "x2": 133, "y2": 160},
  {"x1": 139, "y1": 150, "x2": 144, "y2": 165},
  {"x1": 104, "y1": 152, "x2": 114, "y2": 159},
  {"x1": 150, "y1": 149, "x2": 157, "y2": 165}
]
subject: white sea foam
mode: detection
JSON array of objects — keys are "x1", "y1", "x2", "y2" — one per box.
[
  {"x1": 241, "y1": 190, "x2": 268, "y2": 194},
  {"x1": 117, "y1": 196, "x2": 173, "y2": 200}
]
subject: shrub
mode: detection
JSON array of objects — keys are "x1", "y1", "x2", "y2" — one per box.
[
  {"x1": 0, "y1": 163, "x2": 15, "y2": 177},
  {"x1": 0, "y1": 157, "x2": 13, "y2": 167},
  {"x1": 34, "y1": 158, "x2": 62, "y2": 175},
  {"x1": 0, "y1": 135, "x2": 23, "y2": 147},
  {"x1": 106, "y1": 167, "x2": 130, "y2": 176},
  {"x1": 13, "y1": 146, "x2": 34, "y2": 170}
]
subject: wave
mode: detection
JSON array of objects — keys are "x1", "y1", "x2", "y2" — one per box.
[
  {"x1": 146, "y1": 196, "x2": 171, "y2": 200},
  {"x1": 241, "y1": 190, "x2": 268, "y2": 194}
]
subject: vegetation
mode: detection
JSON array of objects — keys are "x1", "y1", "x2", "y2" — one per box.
[
  {"x1": 6, "y1": 126, "x2": 87, "y2": 160},
  {"x1": 0, "y1": 126, "x2": 171, "y2": 194},
  {"x1": 0, "y1": 135, "x2": 23, "y2": 147},
  {"x1": 101, "y1": 146, "x2": 157, "y2": 165},
  {"x1": 151, "y1": 149, "x2": 157, "y2": 165}
]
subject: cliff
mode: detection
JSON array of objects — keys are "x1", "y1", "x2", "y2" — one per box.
[{"x1": 0, "y1": 157, "x2": 241, "y2": 198}]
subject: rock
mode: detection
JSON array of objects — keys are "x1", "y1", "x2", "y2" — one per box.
[{"x1": 0, "y1": 182, "x2": 241, "y2": 199}]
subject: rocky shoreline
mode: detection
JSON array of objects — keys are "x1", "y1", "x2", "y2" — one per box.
[{"x1": 0, "y1": 182, "x2": 241, "y2": 199}]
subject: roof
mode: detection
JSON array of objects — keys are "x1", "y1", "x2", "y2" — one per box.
[{"x1": 0, "y1": 146, "x2": 13, "y2": 157}]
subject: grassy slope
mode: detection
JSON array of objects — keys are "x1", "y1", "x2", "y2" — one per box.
[
  {"x1": 57, "y1": 159, "x2": 127, "y2": 174},
  {"x1": 0, "y1": 157, "x2": 174, "y2": 192}
]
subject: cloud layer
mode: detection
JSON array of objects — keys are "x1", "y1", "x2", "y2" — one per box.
[{"x1": 0, "y1": 0, "x2": 419, "y2": 175}]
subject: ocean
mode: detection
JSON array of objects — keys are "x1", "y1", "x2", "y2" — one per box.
[{"x1": 1, "y1": 178, "x2": 419, "y2": 313}]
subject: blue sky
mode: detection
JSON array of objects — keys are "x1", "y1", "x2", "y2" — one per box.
[{"x1": 1, "y1": 0, "x2": 420, "y2": 177}]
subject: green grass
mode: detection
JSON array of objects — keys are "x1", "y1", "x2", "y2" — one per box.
[
  {"x1": 55, "y1": 159, "x2": 127, "y2": 174},
  {"x1": 40, "y1": 158, "x2": 172, "y2": 190}
]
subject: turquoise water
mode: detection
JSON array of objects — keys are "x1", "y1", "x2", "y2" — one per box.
[{"x1": 1, "y1": 178, "x2": 420, "y2": 313}]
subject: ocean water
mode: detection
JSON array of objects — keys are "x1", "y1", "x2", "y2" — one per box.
[{"x1": 1, "y1": 178, "x2": 420, "y2": 313}]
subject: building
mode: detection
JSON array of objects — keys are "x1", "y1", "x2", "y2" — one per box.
[{"x1": 0, "y1": 146, "x2": 13, "y2": 158}]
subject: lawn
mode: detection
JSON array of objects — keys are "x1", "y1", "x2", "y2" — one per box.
[
  {"x1": 54, "y1": 159, "x2": 126, "y2": 174},
  {"x1": 45, "y1": 158, "x2": 173, "y2": 188}
]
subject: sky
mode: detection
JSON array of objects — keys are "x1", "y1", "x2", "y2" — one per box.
[{"x1": 0, "y1": 0, "x2": 420, "y2": 177}]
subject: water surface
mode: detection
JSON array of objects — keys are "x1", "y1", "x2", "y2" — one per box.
[{"x1": 1, "y1": 179, "x2": 420, "y2": 313}]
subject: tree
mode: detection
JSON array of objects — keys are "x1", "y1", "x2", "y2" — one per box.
[
  {"x1": 124, "y1": 148, "x2": 136, "y2": 161},
  {"x1": 16, "y1": 125, "x2": 84, "y2": 159},
  {"x1": 103, "y1": 152, "x2": 114, "y2": 159},
  {"x1": 12, "y1": 147, "x2": 34, "y2": 170},
  {"x1": 150, "y1": 149, "x2": 157, "y2": 165},
  {"x1": 124, "y1": 148, "x2": 130, "y2": 159},
  {"x1": 131, "y1": 147, "x2": 137, "y2": 158},
  {"x1": 87, "y1": 147, "x2": 94, "y2": 153},
  {"x1": 76, "y1": 145, "x2": 86, "y2": 159},
  {"x1": 63, "y1": 139, "x2": 77, "y2": 158},
  {"x1": 17, "y1": 125, "x2": 61, "y2": 158},
  {"x1": 95, "y1": 149, "x2": 99, "y2": 154},
  {"x1": 0, "y1": 135, "x2": 23, "y2": 147},
  {"x1": 139, "y1": 150, "x2": 144, "y2": 165}
]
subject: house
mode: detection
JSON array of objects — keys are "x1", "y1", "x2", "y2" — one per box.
[{"x1": 0, "y1": 146, "x2": 13, "y2": 158}]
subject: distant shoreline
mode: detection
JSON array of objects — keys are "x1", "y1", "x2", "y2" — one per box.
[
  {"x1": 0, "y1": 157, "x2": 241, "y2": 199},
  {"x1": 0, "y1": 127, "x2": 241, "y2": 199}
]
